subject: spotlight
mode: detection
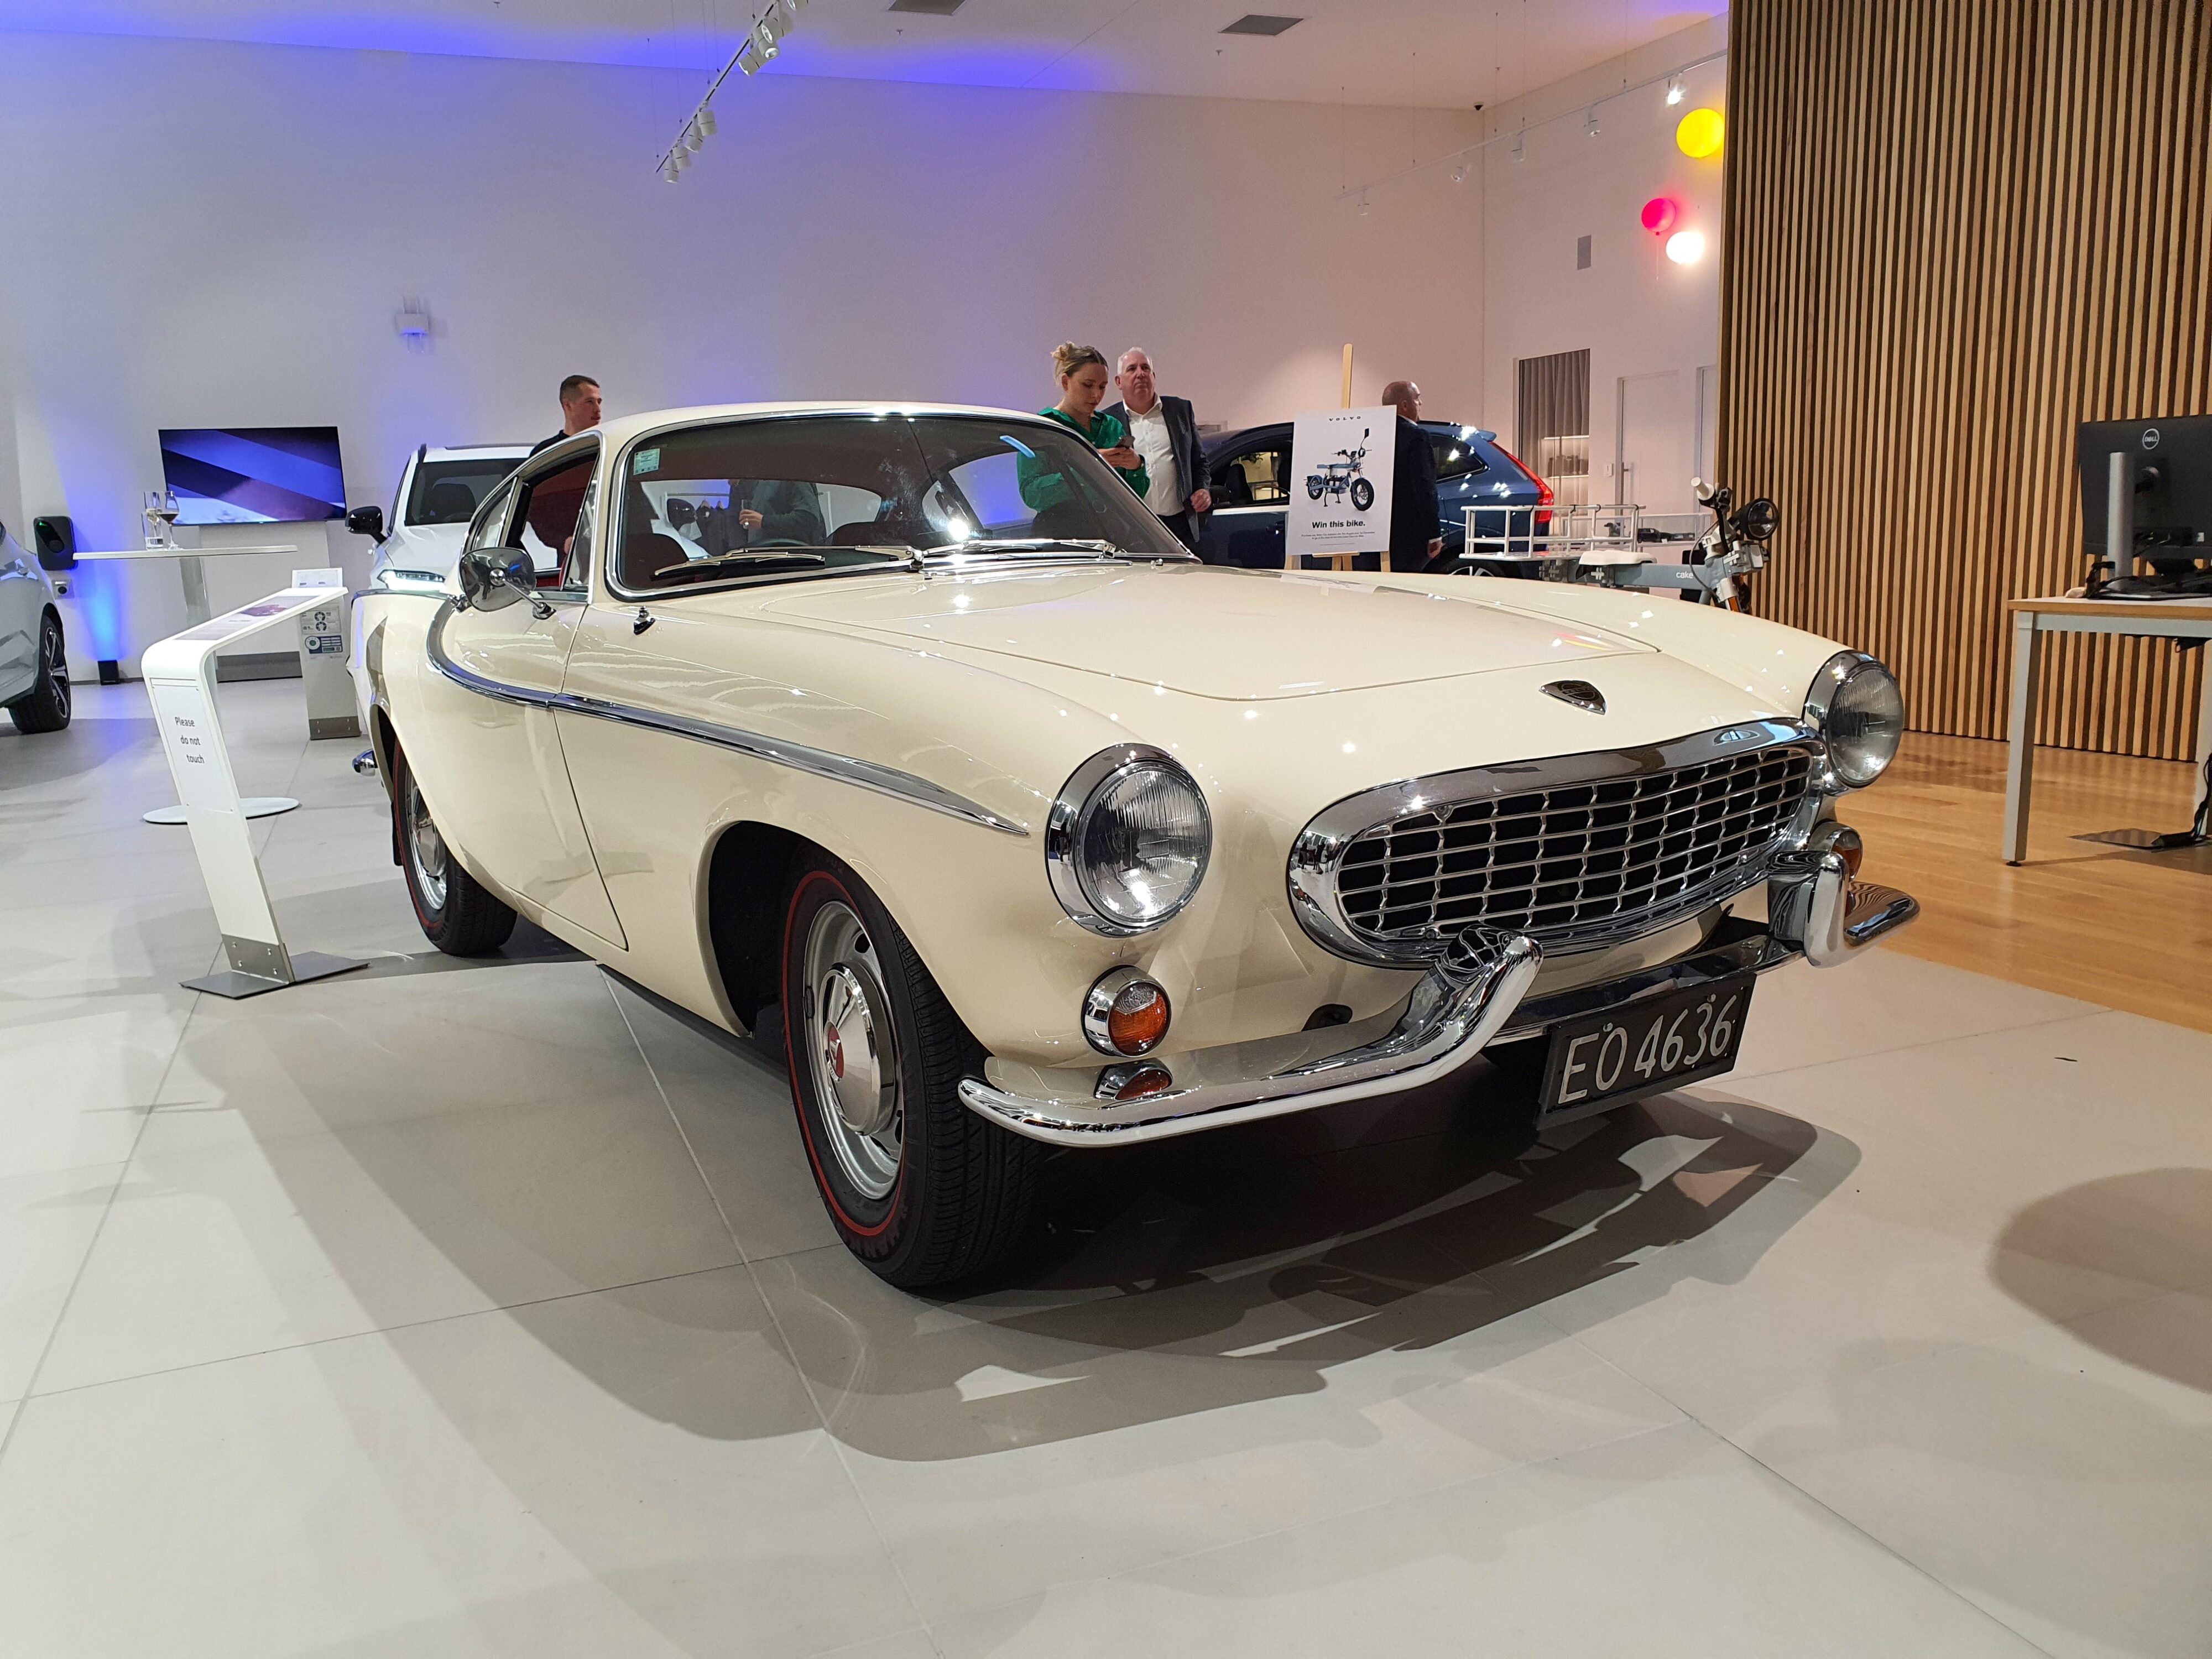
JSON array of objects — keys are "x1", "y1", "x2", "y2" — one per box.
[
  {"x1": 1665, "y1": 229, "x2": 1707, "y2": 264},
  {"x1": 1451, "y1": 159, "x2": 1470, "y2": 184},
  {"x1": 1585, "y1": 106, "x2": 1600, "y2": 138},
  {"x1": 753, "y1": 17, "x2": 782, "y2": 59},
  {"x1": 661, "y1": 154, "x2": 682, "y2": 183},
  {"x1": 738, "y1": 39, "x2": 764, "y2": 73},
  {"x1": 1356, "y1": 189, "x2": 1370, "y2": 217},
  {"x1": 1510, "y1": 130, "x2": 1524, "y2": 161},
  {"x1": 687, "y1": 115, "x2": 708, "y2": 150},
  {"x1": 1665, "y1": 75, "x2": 1684, "y2": 106},
  {"x1": 696, "y1": 105, "x2": 717, "y2": 138}
]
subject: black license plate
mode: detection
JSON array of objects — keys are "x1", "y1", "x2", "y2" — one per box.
[{"x1": 1537, "y1": 974, "x2": 1756, "y2": 1121}]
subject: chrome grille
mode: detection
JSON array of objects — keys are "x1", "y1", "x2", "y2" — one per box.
[{"x1": 1297, "y1": 731, "x2": 1818, "y2": 961}]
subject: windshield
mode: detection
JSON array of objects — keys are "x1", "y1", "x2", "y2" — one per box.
[
  {"x1": 612, "y1": 413, "x2": 1188, "y2": 593},
  {"x1": 406, "y1": 456, "x2": 525, "y2": 526}
]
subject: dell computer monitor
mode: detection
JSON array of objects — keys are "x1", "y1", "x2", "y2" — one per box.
[
  {"x1": 2077, "y1": 414, "x2": 2212, "y2": 575},
  {"x1": 158, "y1": 426, "x2": 347, "y2": 525}
]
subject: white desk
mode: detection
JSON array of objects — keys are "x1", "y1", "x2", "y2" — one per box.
[
  {"x1": 75, "y1": 542, "x2": 299, "y2": 628},
  {"x1": 2003, "y1": 595, "x2": 2212, "y2": 863}
]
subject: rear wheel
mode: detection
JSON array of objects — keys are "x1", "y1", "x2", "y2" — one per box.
[
  {"x1": 7, "y1": 613, "x2": 70, "y2": 734},
  {"x1": 782, "y1": 854, "x2": 1039, "y2": 1288},
  {"x1": 393, "y1": 747, "x2": 517, "y2": 956}
]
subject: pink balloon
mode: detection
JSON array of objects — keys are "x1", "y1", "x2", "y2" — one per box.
[{"x1": 1641, "y1": 196, "x2": 1679, "y2": 236}]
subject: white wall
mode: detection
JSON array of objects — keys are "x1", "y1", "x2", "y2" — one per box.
[
  {"x1": 1479, "y1": 17, "x2": 1729, "y2": 517},
  {"x1": 0, "y1": 31, "x2": 1483, "y2": 676}
]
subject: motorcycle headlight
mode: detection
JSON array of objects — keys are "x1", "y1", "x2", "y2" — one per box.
[
  {"x1": 1047, "y1": 746, "x2": 1211, "y2": 934},
  {"x1": 1804, "y1": 651, "x2": 1905, "y2": 789}
]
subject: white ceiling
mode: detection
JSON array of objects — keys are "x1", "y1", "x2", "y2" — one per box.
[{"x1": 3, "y1": 0, "x2": 1725, "y2": 109}]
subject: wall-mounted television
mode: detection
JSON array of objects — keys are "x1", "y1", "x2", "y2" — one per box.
[{"x1": 158, "y1": 426, "x2": 346, "y2": 525}]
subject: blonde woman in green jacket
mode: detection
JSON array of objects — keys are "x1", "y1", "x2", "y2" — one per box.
[{"x1": 1019, "y1": 342, "x2": 1149, "y2": 510}]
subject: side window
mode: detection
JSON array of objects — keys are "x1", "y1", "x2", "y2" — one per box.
[
  {"x1": 508, "y1": 450, "x2": 598, "y2": 581},
  {"x1": 1431, "y1": 433, "x2": 1489, "y2": 482},
  {"x1": 564, "y1": 478, "x2": 597, "y2": 589},
  {"x1": 465, "y1": 483, "x2": 515, "y2": 554},
  {"x1": 1222, "y1": 445, "x2": 1290, "y2": 505}
]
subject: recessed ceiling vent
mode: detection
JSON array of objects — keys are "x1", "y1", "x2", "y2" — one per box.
[
  {"x1": 889, "y1": 0, "x2": 967, "y2": 15},
  {"x1": 1221, "y1": 14, "x2": 1303, "y2": 36}
]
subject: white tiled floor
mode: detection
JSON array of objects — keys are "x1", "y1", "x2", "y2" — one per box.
[{"x1": 2, "y1": 681, "x2": 2208, "y2": 1658}]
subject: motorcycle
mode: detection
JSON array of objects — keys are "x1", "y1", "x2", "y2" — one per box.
[
  {"x1": 1566, "y1": 480, "x2": 1782, "y2": 608},
  {"x1": 1305, "y1": 430, "x2": 1376, "y2": 512}
]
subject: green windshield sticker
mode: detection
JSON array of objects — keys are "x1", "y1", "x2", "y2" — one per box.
[{"x1": 633, "y1": 447, "x2": 661, "y2": 476}]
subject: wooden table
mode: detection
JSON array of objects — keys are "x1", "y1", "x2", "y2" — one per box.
[{"x1": 2002, "y1": 594, "x2": 2212, "y2": 863}]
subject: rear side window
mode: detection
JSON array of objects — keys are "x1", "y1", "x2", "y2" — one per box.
[
  {"x1": 406, "y1": 457, "x2": 522, "y2": 526},
  {"x1": 1431, "y1": 432, "x2": 1490, "y2": 482}
]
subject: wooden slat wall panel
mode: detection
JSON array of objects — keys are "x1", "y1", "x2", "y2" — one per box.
[{"x1": 1720, "y1": 0, "x2": 2212, "y2": 759}]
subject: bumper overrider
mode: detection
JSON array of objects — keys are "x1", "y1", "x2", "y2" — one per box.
[{"x1": 958, "y1": 849, "x2": 1917, "y2": 1147}]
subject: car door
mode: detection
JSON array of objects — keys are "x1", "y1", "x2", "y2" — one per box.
[
  {"x1": 1202, "y1": 429, "x2": 1291, "y2": 568},
  {"x1": 0, "y1": 522, "x2": 41, "y2": 701},
  {"x1": 405, "y1": 444, "x2": 626, "y2": 947}
]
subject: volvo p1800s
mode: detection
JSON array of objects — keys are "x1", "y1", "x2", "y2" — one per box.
[{"x1": 349, "y1": 403, "x2": 1916, "y2": 1287}]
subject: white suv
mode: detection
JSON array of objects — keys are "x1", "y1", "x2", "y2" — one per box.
[
  {"x1": 0, "y1": 519, "x2": 69, "y2": 734},
  {"x1": 347, "y1": 444, "x2": 535, "y2": 594}
]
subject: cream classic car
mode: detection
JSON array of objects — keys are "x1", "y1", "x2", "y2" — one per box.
[{"x1": 351, "y1": 403, "x2": 1917, "y2": 1287}]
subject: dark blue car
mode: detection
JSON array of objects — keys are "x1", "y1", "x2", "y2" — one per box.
[{"x1": 1198, "y1": 420, "x2": 1552, "y2": 570}]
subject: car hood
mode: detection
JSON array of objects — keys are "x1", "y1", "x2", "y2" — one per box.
[
  {"x1": 760, "y1": 562, "x2": 1645, "y2": 700},
  {"x1": 371, "y1": 523, "x2": 468, "y2": 575}
]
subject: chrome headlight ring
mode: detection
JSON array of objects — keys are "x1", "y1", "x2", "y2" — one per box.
[
  {"x1": 1046, "y1": 745, "x2": 1212, "y2": 936},
  {"x1": 1803, "y1": 650, "x2": 1905, "y2": 790}
]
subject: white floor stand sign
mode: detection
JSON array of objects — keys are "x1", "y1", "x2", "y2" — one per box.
[
  {"x1": 1287, "y1": 406, "x2": 1396, "y2": 567},
  {"x1": 142, "y1": 583, "x2": 368, "y2": 999}
]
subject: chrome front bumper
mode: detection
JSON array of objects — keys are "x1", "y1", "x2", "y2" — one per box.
[{"x1": 958, "y1": 857, "x2": 1917, "y2": 1148}]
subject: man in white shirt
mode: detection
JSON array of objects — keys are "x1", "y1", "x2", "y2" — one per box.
[{"x1": 1103, "y1": 348, "x2": 1212, "y2": 552}]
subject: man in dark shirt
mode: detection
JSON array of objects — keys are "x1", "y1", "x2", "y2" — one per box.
[
  {"x1": 530, "y1": 375, "x2": 602, "y2": 455},
  {"x1": 1379, "y1": 379, "x2": 1441, "y2": 572}
]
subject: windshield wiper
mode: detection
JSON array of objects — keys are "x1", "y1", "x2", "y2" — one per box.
[{"x1": 650, "y1": 545, "x2": 924, "y2": 581}]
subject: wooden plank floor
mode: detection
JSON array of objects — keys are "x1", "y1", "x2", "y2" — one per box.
[{"x1": 1839, "y1": 733, "x2": 2212, "y2": 1032}]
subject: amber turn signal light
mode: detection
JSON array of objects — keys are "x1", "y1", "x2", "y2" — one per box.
[{"x1": 1083, "y1": 968, "x2": 1172, "y2": 1056}]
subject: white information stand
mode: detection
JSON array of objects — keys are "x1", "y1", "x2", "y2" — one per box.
[
  {"x1": 1287, "y1": 406, "x2": 1396, "y2": 568},
  {"x1": 143, "y1": 585, "x2": 368, "y2": 999}
]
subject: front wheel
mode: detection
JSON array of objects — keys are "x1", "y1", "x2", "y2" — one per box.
[
  {"x1": 7, "y1": 613, "x2": 70, "y2": 734},
  {"x1": 1349, "y1": 478, "x2": 1375, "y2": 512},
  {"x1": 782, "y1": 854, "x2": 1039, "y2": 1288},
  {"x1": 393, "y1": 747, "x2": 517, "y2": 955}
]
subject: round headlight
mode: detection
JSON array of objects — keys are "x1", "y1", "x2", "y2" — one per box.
[
  {"x1": 1047, "y1": 746, "x2": 1211, "y2": 934},
  {"x1": 1805, "y1": 651, "x2": 1905, "y2": 789}
]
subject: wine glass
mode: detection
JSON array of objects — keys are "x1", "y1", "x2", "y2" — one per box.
[{"x1": 143, "y1": 489, "x2": 175, "y2": 548}]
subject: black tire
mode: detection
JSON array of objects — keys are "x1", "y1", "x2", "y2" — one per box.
[
  {"x1": 1305, "y1": 477, "x2": 1326, "y2": 500},
  {"x1": 1350, "y1": 477, "x2": 1376, "y2": 512},
  {"x1": 392, "y1": 746, "x2": 517, "y2": 956},
  {"x1": 781, "y1": 853, "x2": 1040, "y2": 1288},
  {"x1": 7, "y1": 612, "x2": 70, "y2": 734}
]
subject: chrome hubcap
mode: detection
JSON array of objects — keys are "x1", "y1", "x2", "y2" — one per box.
[
  {"x1": 802, "y1": 900, "x2": 901, "y2": 1200},
  {"x1": 405, "y1": 779, "x2": 449, "y2": 911}
]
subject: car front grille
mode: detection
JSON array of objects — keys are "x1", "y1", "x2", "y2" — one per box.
[{"x1": 1294, "y1": 731, "x2": 1819, "y2": 961}]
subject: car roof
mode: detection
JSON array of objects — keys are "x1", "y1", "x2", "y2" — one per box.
[
  {"x1": 1204, "y1": 419, "x2": 1498, "y2": 449},
  {"x1": 419, "y1": 445, "x2": 532, "y2": 463},
  {"x1": 589, "y1": 403, "x2": 1071, "y2": 448}
]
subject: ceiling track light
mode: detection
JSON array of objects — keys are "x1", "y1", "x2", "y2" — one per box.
[
  {"x1": 1665, "y1": 75, "x2": 1684, "y2": 106},
  {"x1": 657, "y1": 0, "x2": 808, "y2": 179},
  {"x1": 1585, "y1": 106, "x2": 1601, "y2": 137}
]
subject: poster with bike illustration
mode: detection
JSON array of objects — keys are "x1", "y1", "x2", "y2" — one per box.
[{"x1": 1286, "y1": 406, "x2": 1395, "y2": 563}]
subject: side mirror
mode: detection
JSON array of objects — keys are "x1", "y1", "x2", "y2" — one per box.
[
  {"x1": 345, "y1": 504, "x2": 387, "y2": 541},
  {"x1": 1734, "y1": 497, "x2": 1781, "y2": 543},
  {"x1": 456, "y1": 542, "x2": 535, "y2": 612}
]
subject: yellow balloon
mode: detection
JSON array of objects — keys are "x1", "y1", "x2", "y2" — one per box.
[{"x1": 1677, "y1": 107, "x2": 1725, "y2": 158}]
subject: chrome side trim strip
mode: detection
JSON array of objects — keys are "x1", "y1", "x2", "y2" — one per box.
[{"x1": 424, "y1": 603, "x2": 1029, "y2": 837}]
